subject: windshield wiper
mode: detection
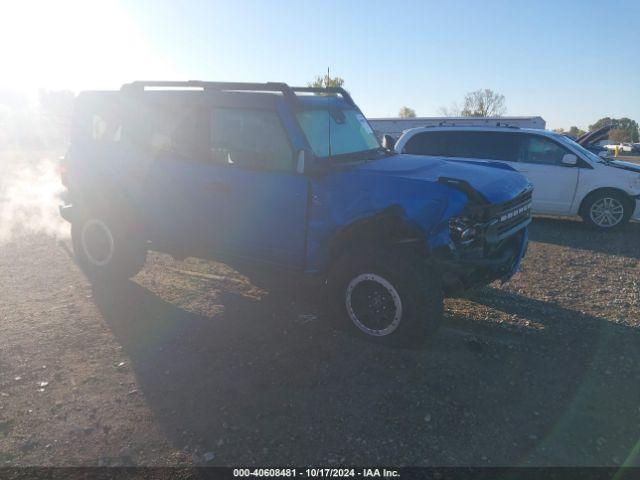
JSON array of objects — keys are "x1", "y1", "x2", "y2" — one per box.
[
  {"x1": 329, "y1": 149, "x2": 379, "y2": 162},
  {"x1": 325, "y1": 147, "x2": 394, "y2": 164}
]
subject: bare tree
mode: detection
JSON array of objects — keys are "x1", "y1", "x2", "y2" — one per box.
[
  {"x1": 398, "y1": 106, "x2": 416, "y2": 118},
  {"x1": 460, "y1": 89, "x2": 506, "y2": 117},
  {"x1": 437, "y1": 103, "x2": 461, "y2": 116}
]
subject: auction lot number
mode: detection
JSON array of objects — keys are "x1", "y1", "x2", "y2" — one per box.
[{"x1": 234, "y1": 469, "x2": 399, "y2": 478}]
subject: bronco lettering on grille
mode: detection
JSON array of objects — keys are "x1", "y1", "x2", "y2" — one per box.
[{"x1": 499, "y1": 202, "x2": 532, "y2": 223}]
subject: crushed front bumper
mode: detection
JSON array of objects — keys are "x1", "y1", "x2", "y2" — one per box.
[{"x1": 434, "y1": 228, "x2": 529, "y2": 293}]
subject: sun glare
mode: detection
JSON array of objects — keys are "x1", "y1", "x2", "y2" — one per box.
[{"x1": 0, "y1": 0, "x2": 180, "y2": 93}]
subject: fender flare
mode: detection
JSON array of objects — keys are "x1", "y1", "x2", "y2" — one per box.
[{"x1": 327, "y1": 206, "x2": 426, "y2": 263}]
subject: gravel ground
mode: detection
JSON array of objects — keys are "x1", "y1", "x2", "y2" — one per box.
[{"x1": 0, "y1": 152, "x2": 639, "y2": 467}]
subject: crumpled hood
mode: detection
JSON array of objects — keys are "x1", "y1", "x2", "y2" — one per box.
[
  {"x1": 354, "y1": 154, "x2": 531, "y2": 204},
  {"x1": 603, "y1": 160, "x2": 640, "y2": 174}
]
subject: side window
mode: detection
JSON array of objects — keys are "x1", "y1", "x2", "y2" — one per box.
[
  {"x1": 403, "y1": 131, "x2": 518, "y2": 162},
  {"x1": 443, "y1": 132, "x2": 519, "y2": 161},
  {"x1": 211, "y1": 108, "x2": 294, "y2": 172},
  {"x1": 90, "y1": 113, "x2": 122, "y2": 143},
  {"x1": 170, "y1": 108, "x2": 211, "y2": 161},
  {"x1": 403, "y1": 132, "x2": 445, "y2": 155},
  {"x1": 521, "y1": 135, "x2": 570, "y2": 165}
]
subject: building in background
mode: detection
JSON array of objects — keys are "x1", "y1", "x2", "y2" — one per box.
[{"x1": 368, "y1": 116, "x2": 546, "y2": 140}]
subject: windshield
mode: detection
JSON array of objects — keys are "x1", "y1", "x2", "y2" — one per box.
[
  {"x1": 554, "y1": 133, "x2": 603, "y2": 163},
  {"x1": 296, "y1": 108, "x2": 380, "y2": 158}
]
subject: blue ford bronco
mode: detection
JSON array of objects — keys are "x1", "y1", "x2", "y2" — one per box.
[{"x1": 60, "y1": 81, "x2": 532, "y2": 346}]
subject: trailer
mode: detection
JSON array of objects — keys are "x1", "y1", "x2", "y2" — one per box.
[{"x1": 369, "y1": 116, "x2": 546, "y2": 140}]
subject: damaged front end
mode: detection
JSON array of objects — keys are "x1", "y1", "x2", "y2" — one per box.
[{"x1": 431, "y1": 179, "x2": 533, "y2": 293}]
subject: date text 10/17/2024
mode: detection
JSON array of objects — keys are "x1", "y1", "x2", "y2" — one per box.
[{"x1": 233, "y1": 469, "x2": 400, "y2": 478}]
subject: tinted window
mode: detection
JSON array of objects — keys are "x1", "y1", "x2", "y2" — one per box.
[
  {"x1": 403, "y1": 132, "x2": 445, "y2": 155},
  {"x1": 520, "y1": 135, "x2": 570, "y2": 165},
  {"x1": 119, "y1": 103, "x2": 207, "y2": 158},
  {"x1": 170, "y1": 108, "x2": 210, "y2": 161},
  {"x1": 211, "y1": 108, "x2": 294, "y2": 171},
  {"x1": 443, "y1": 132, "x2": 519, "y2": 161},
  {"x1": 403, "y1": 131, "x2": 519, "y2": 161}
]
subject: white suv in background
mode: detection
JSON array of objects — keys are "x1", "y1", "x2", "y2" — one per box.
[{"x1": 393, "y1": 127, "x2": 640, "y2": 230}]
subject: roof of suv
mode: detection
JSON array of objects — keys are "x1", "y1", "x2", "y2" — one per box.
[
  {"x1": 117, "y1": 80, "x2": 357, "y2": 109},
  {"x1": 77, "y1": 81, "x2": 361, "y2": 114},
  {"x1": 401, "y1": 125, "x2": 556, "y2": 135},
  {"x1": 395, "y1": 125, "x2": 563, "y2": 148}
]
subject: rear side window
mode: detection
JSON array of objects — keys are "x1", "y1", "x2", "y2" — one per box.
[
  {"x1": 73, "y1": 96, "x2": 212, "y2": 162},
  {"x1": 520, "y1": 134, "x2": 570, "y2": 166},
  {"x1": 403, "y1": 132, "x2": 445, "y2": 155},
  {"x1": 73, "y1": 101, "x2": 123, "y2": 143},
  {"x1": 443, "y1": 132, "x2": 519, "y2": 161},
  {"x1": 211, "y1": 108, "x2": 294, "y2": 172},
  {"x1": 123, "y1": 104, "x2": 211, "y2": 160},
  {"x1": 403, "y1": 131, "x2": 519, "y2": 162},
  {"x1": 169, "y1": 108, "x2": 211, "y2": 161}
]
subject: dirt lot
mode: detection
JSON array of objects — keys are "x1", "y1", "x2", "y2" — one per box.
[{"x1": 0, "y1": 153, "x2": 639, "y2": 467}]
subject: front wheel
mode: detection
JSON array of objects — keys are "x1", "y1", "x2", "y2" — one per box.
[
  {"x1": 71, "y1": 210, "x2": 147, "y2": 282},
  {"x1": 580, "y1": 190, "x2": 633, "y2": 230},
  {"x1": 328, "y1": 249, "x2": 443, "y2": 347}
]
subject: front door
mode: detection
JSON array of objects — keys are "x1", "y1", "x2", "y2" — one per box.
[
  {"x1": 512, "y1": 134, "x2": 580, "y2": 215},
  {"x1": 205, "y1": 106, "x2": 309, "y2": 268}
]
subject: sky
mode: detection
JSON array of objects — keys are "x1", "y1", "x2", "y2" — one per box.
[{"x1": 0, "y1": 0, "x2": 638, "y2": 130}]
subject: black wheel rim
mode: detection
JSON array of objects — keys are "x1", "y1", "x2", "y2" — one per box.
[{"x1": 345, "y1": 273, "x2": 403, "y2": 336}]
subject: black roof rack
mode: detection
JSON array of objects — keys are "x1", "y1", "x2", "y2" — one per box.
[
  {"x1": 120, "y1": 80, "x2": 297, "y2": 104},
  {"x1": 120, "y1": 81, "x2": 356, "y2": 107},
  {"x1": 419, "y1": 122, "x2": 520, "y2": 129},
  {"x1": 289, "y1": 86, "x2": 356, "y2": 107}
]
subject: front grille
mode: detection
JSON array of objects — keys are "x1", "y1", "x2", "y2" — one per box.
[
  {"x1": 484, "y1": 187, "x2": 533, "y2": 241},
  {"x1": 496, "y1": 206, "x2": 531, "y2": 236},
  {"x1": 486, "y1": 188, "x2": 533, "y2": 220}
]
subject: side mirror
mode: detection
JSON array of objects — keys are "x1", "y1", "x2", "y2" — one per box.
[
  {"x1": 561, "y1": 153, "x2": 578, "y2": 166},
  {"x1": 598, "y1": 150, "x2": 610, "y2": 158},
  {"x1": 382, "y1": 134, "x2": 396, "y2": 151}
]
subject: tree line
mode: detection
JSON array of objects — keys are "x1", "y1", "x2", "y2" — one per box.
[{"x1": 313, "y1": 74, "x2": 639, "y2": 143}]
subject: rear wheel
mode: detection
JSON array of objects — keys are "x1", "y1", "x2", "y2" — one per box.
[
  {"x1": 580, "y1": 190, "x2": 633, "y2": 230},
  {"x1": 328, "y1": 248, "x2": 443, "y2": 347},
  {"x1": 72, "y1": 210, "x2": 147, "y2": 282}
]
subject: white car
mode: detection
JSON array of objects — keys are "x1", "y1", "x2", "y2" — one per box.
[
  {"x1": 392, "y1": 126, "x2": 640, "y2": 230},
  {"x1": 605, "y1": 143, "x2": 634, "y2": 152}
]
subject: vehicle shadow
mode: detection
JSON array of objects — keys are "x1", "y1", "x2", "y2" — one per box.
[
  {"x1": 528, "y1": 217, "x2": 640, "y2": 260},
  {"x1": 91, "y1": 280, "x2": 640, "y2": 467}
]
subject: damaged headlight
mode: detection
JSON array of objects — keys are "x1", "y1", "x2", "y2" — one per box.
[{"x1": 449, "y1": 216, "x2": 477, "y2": 246}]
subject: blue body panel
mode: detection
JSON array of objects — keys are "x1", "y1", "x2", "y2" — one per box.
[
  {"x1": 65, "y1": 91, "x2": 531, "y2": 284},
  {"x1": 303, "y1": 154, "x2": 530, "y2": 273}
]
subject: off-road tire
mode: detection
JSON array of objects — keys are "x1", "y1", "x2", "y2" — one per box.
[
  {"x1": 71, "y1": 208, "x2": 147, "y2": 283},
  {"x1": 327, "y1": 248, "x2": 443, "y2": 347},
  {"x1": 580, "y1": 190, "x2": 633, "y2": 231}
]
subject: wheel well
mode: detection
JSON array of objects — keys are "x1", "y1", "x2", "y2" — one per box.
[
  {"x1": 72, "y1": 181, "x2": 139, "y2": 217},
  {"x1": 578, "y1": 187, "x2": 636, "y2": 216},
  {"x1": 328, "y1": 208, "x2": 426, "y2": 263}
]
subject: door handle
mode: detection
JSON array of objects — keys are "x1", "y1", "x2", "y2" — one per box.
[{"x1": 203, "y1": 180, "x2": 231, "y2": 194}]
